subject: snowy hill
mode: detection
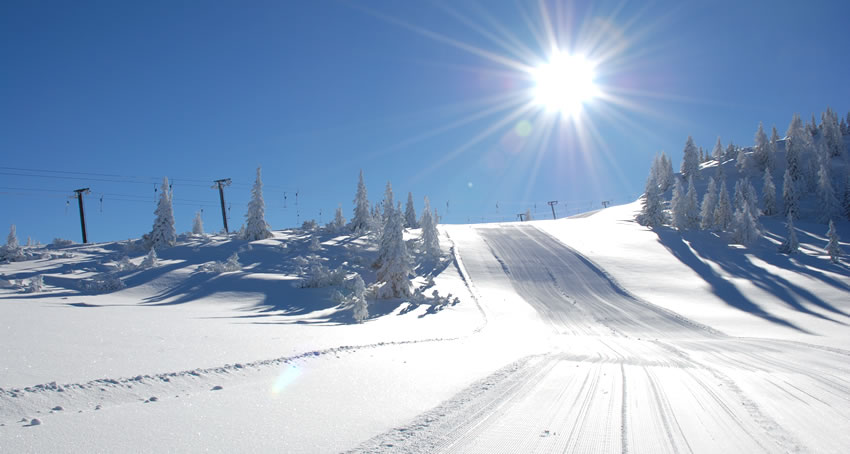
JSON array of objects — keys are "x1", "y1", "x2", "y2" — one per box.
[{"x1": 2, "y1": 129, "x2": 850, "y2": 451}]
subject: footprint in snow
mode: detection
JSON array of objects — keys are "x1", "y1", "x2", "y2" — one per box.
[
  {"x1": 25, "y1": 419, "x2": 41, "y2": 427},
  {"x1": 51, "y1": 406, "x2": 63, "y2": 411},
  {"x1": 211, "y1": 385, "x2": 223, "y2": 391}
]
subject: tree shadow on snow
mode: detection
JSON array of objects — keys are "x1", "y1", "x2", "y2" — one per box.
[{"x1": 656, "y1": 225, "x2": 849, "y2": 335}]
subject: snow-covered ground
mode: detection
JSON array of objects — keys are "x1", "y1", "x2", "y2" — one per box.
[{"x1": 2, "y1": 199, "x2": 849, "y2": 452}]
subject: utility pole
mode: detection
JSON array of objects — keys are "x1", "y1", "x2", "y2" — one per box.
[
  {"x1": 517, "y1": 213, "x2": 526, "y2": 222},
  {"x1": 212, "y1": 178, "x2": 231, "y2": 233},
  {"x1": 72, "y1": 188, "x2": 91, "y2": 243},
  {"x1": 547, "y1": 200, "x2": 558, "y2": 220}
]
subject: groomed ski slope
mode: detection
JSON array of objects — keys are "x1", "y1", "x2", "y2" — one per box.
[{"x1": 355, "y1": 220, "x2": 850, "y2": 453}]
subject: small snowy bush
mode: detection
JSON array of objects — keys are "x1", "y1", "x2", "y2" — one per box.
[
  {"x1": 112, "y1": 256, "x2": 137, "y2": 272},
  {"x1": 25, "y1": 275, "x2": 44, "y2": 293},
  {"x1": 297, "y1": 264, "x2": 346, "y2": 289},
  {"x1": 140, "y1": 248, "x2": 158, "y2": 269},
  {"x1": 51, "y1": 238, "x2": 74, "y2": 247},
  {"x1": 308, "y1": 236, "x2": 322, "y2": 251},
  {"x1": 301, "y1": 219, "x2": 318, "y2": 231},
  {"x1": 198, "y1": 253, "x2": 242, "y2": 274},
  {"x1": 79, "y1": 273, "x2": 125, "y2": 293}
]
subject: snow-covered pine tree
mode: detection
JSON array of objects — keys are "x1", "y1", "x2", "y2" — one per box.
[
  {"x1": 714, "y1": 180, "x2": 733, "y2": 231},
  {"x1": 524, "y1": 208, "x2": 533, "y2": 221},
  {"x1": 147, "y1": 177, "x2": 177, "y2": 250},
  {"x1": 754, "y1": 122, "x2": 768, "y2": 170},
  {"x1": 817, "y1": 162, "x2": 840, "y2": 223},
  {"x1": 330, "y1": 205, "x2": 346, "y2": 232},
  {"x1": 685, "y1": 175, "x2": 699, "y2": 228},
  {"x1": 350, "y1": 275, "x2": 368, "y2": 323},
  {"x1": 6, "y1": 224, "x2": 19, "y2": 251},
  {"x1": 382, "y1": 181, "x2": 394, "y2": 224},
  {"x1": 762, "y1": 167, "x2": 777, "y2": 216},
  {"x1": 844, "y1": 173, "x2": 850, "y2": 221},
  {"x1": 732, "y1": 202, "x2": 760, "y2": 245},
  {"x1": 680, "y1": 136, "x2": 700, "y2": 178},
  {"x1": 404, "y1": 192, "x2": 418, "y2": 228},
  {"x1": 637, "y1": 170, "x2": 666, "y2": 228},
  {"x1": 659, "y1": 152, "x2": 674, "y2": 191},
  {"x1": 700, "y1": 177, "x2": 717, "y2": 230},
  {"x1": 671, "y1": 177, "x2": 687, "y2": 230},
  {"x1": 826, "y1": 220, "x2": 841, "y2": 263},
  {"x1": 420, "y1": 196, "x2": 441, "y2": 257},
  {"x1": 351, "y1": 170, "x2": 371, "y2": 234},
  {"x1": 725, "y1": 143, "x2": 737, "y2": 162},
  {"x1": 1, "y1": 224, "x2": 24, "y2": 262},
  {"x1": 735, "y1": 147, "x2": 749, "y2": 173},
  {"x1": 699, "y1": 147, "x2": 705, "y2": 163},
  {"x1": 376, "y1": 203, "x2": 412, "y2": 299},
  {"x1": 841, "y1": 117, "x2": 849, "y2": 135},
  {"x1": 712, "y1": 137, "x2": 724, "y2": 162},
  {"x1": 192, "y1": 211, "x2": 204, "y2": 235},
  {"x1": 778, "y1": 213, "x2": 799, "y2": 254},
  {"x1": 243, "y1": 167, "x2": 272, "y2": 241},
  {"x1": 782, "y1": 168, "x2": 799, "y2": 219},
  {"x1": 786, "y1": 114, "x2": 805, "y2": 184},
  {"x1": 767, "y1": 126, "x2": 779, "y2": 171}
]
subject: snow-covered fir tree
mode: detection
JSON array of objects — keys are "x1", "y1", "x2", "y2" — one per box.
[
  {"x1": 329, "y1": 205, "x2": 346, "y2": 232},
  {"x1": 680, "y1": 136, "x2": 700, "y2": 178},
  {"x1": 637, "y1": 170, "x2": 666, "y2": 228},
  {"x1": 766, "y1": 126, "x2": 779, "y2": 171},
  {"x1": 762, "y1": 167, "x2": 777, "y2": 216},
  {"x1": 382, "y1": 181, "x2": 395, "y2": 224},
  {"x1": 753, "y1": 122, "x2": 768, "y2": 170},
  {"x1": 6, "y1": 224, "x2": 19, "y2": 250},
  {"x1": 671, "y1": 178, "x2": 688, "y2": 230},
  {"x1": 735, "y1": 147, "x2": 749, "y2": 173},
  {"x1": 785, "y1": 114, "x2": 806, "y2": 184},
  {"x1": 732, "y1": 202, "x2": 760, "y2": 246},
  {"x1": 712, "y1": 137, "x2": 724, "y2": 161},
  {"x1": 778, "y1": 213, "x2": 799, "y2": 254},
  {"x1": 524, "y1": 208, "x2": 533, "y2": 221},
  {"x1": 350, "y1": 275, "x2": 368, "y2": 323},
  {"x1": 817, "y1": 162, "x2": 840, "y2": 223},
  {"x1": 725, "y1": 143, "x2": 737, "y2": 162},
  {"x1": 420, "y1": 196, "x2": 440, "y2": 257},
  {"x1": 1, "y1": 224, "x2": 24, "y2": 262},
  {"x1": 714, "y1": 180, "x2": 733, "y2": 231},
  {"x1": 659, "y1": 152, "x2": 674, "y2": 191},
  {"x1": 376, "y1": 203, "x2": 411, "y2": 299},
  {"x1": 404, "y1": 192, "x2": 418, "y2": 228},
  {"x1": 146, "y1": 177, "x2": 177, "y2": 250},
  {"x1": 823, "y1": 108, "x2": 845, "y2": 158},
  {"x1": 243, "y1": 167, "x2": 272, "y2": 241},
  {"x1": 351, "y1": 170, "x2": 371, "y2": 233},
  {"x1": 309, "y1": 236, "x2": 322, "y2": 251},
  {"x1": 192, "y1": 211, "x2": 204, "y2": 235},
  {"x1": 782, "y1": 168, "x2": 799, "y2": 219},
  {"x1": 700, "y1": 177, "x2": 717, "y2": 229},
  {"x1": 844, "y1": 173, "x2": 850, "y2": 221},
  {"x1": 684, "y1": 175, "x2": 699, "y2": 228},
  {"x1": 826, "y1": 220, "x2": 841, "y2": 263}
]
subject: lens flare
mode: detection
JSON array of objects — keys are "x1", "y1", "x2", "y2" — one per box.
[{"x1": 272, "y1": 364, "x2": 302, "y2": 394}]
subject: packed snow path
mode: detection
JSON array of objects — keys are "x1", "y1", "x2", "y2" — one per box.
[{"x1": 356, "y1": 225, "x2": 850, "y2": 453}]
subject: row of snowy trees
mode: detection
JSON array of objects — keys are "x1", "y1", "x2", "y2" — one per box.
[
  {"x1": 638, "y1": 108, "x2": 846, "y2": 262},
  {"x1": 351, "y1": 170, "x2": 442, "y2": 302}
]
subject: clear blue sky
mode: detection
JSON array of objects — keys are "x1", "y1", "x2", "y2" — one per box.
[{"x1": 2, "y1": 0, "x2": 849, "y2": 243}]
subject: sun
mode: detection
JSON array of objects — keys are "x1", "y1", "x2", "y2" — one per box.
[{"x1": 531, "y1": 52, "x2": 599, "y2": 116}]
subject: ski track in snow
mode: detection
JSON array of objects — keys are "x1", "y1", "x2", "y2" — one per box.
[{"x1": 353, "y1": 224, "x2": 850, "y2": 453}]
